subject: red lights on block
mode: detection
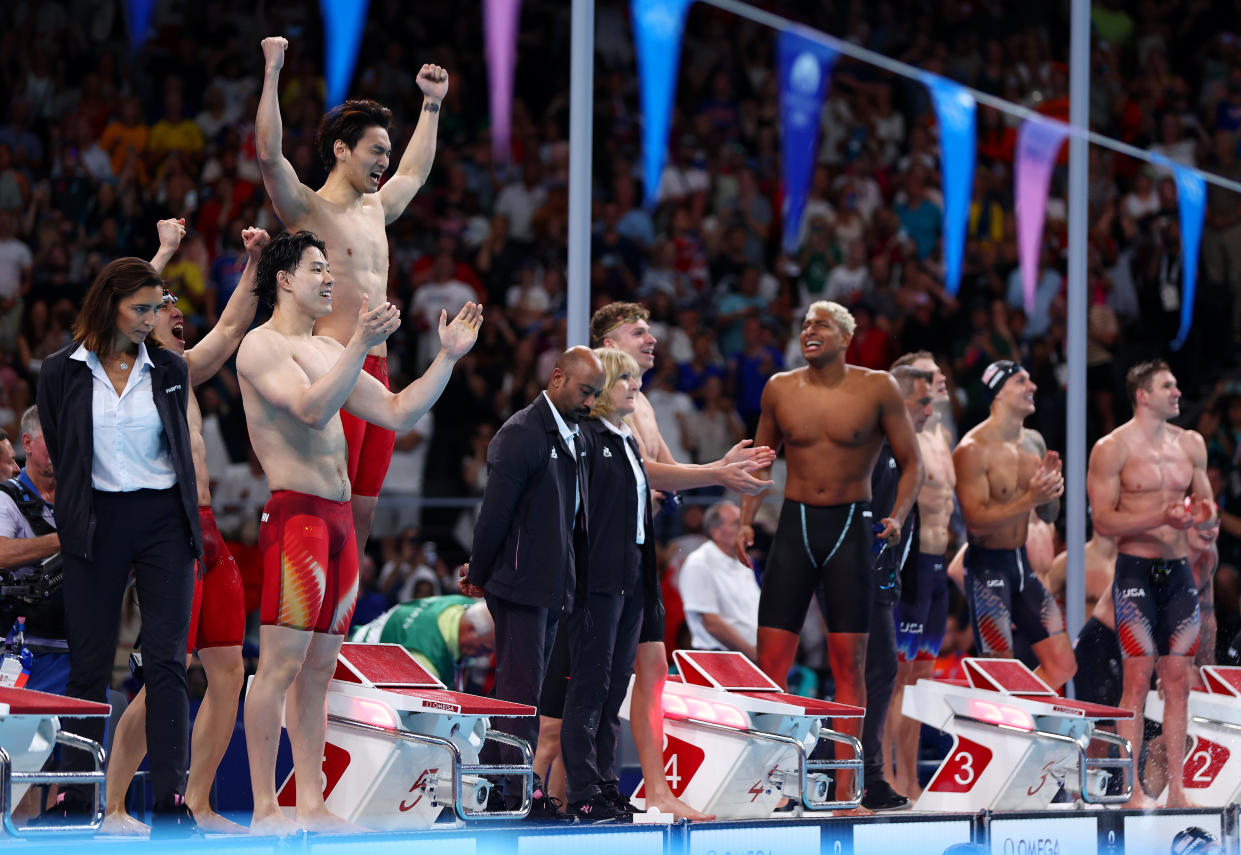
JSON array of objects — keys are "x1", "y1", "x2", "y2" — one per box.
[
  {"x1": 351, "y1": 698, "x2": 397, "y2": 729},
  {"x1": 967, "y1": 698, "x2": 1033, "y2": 731},
  {"x1": 663, "y1": 693, "x2": 749, "y2": 729}
]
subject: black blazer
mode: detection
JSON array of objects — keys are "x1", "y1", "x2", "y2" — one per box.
[
  {"x1": 580, "y1": 419, "x2": 658, "y2": 602},
  {"x1": 468, "y1": 393, "x2": 587, "y2": 611},
  {"x1": 36, "y1": 343, "x2": 203, "y2": 561}
]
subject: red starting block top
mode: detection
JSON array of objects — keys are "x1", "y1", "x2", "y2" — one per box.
[
  {"x1": 0, "y1": 686, "x2": 110, "y2": 717},
  {"x1": 674, "y1": 650, "x2": 782, "y2": 691},
  {"x1": 1013, "y1": 695, "x2": 1135, "y2": 720},
  {"x1": 334, "y1": 643, "x2": 444, "y2": 689},
  {"x1": 1202, "y1": 666, "x2": 1241, "y2": 698},
  {"x1": 964, "y1": 658, "x2": 1056, "y2": 696},
  {"x1": 734, "y1": 690, "x2": 865, "y2": 718},
  {"x1": 390, "y1": 688, "x2": 536, "y2": 717}
]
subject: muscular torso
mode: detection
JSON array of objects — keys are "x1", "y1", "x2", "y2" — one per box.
[
  {"x1": 917, "y1": 422, "x2": 955, "y2": 555},
  {"x1": 292, "y1": 195, "x2": 389, "y2": 356},
  {"x1": 958, "y1": 424, "x2": 1042, "y2": 550},
  {"x1": 766, "y1": 366, "x2": 887, "y2": 506},
  {"x1": 239, "y1": 331, "x2": 351, "y2": 502},
  {"x1": 1112, "y1": 423, "x2": 1195, "y2": 559},
  {"x1": 187, "y1": 390, "x2": 211, "y2": 506}
]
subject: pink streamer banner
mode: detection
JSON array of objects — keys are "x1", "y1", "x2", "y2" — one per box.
[
  {"x1": 1014, "y1": 117, "x2": 1069, "y2": 317},
  {"x1": 484, "y1": 0, "x2": 522, "y2": 164}
]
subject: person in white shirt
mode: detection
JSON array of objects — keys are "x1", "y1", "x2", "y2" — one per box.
[
  {"x1": 36, "y1": 257, "x2": 201, "y2": 833},
  {"x1": 678, "y1": 501, "x2": 761, "y2": 660}
]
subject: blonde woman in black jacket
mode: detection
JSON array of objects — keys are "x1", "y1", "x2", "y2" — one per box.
[{"x1": 557, "y1": 347, "x2": 658, "y2": 822}]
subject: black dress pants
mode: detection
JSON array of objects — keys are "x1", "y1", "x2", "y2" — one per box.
[
  {"x1": 482, "y1": 592, "x2": 560, "y2": 766},
  {"x1": 60, "y1": 488, "x2": 196, "y2": 804},
  {"x1": 562, "y1": 588, "x2": 644, "y2": 803}
]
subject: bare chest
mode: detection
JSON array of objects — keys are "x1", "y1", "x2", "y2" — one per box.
[
  {"x1": 984, "y1": 443, "x2": 1040, "y2": 501},
  {"x1": 776, "y1": 385, "x2": 879, "y2": 448},
  {"x1": 289, "y1": 339, "x2": 342, "y2": 384},
  {"x1": 308, "y1": 203, "x2": 388, "y2": 277},
  {"x1": 919, "y1": 432, "x2": 956, "y2": 489},
  {"x1": 1118, "y1": 439, "x2": 1193, "y2": 497}
]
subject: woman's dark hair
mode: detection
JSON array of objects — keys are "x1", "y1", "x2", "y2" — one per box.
[
  {"x1": 72, "y1": 257, "x2": 164, "y2": 359},
  {"x1": 254, "y1": 230, "x2": 328, "y2": 308},
  {"x1": 315, "y1": 99, "x2": 393, "y2": 173}
]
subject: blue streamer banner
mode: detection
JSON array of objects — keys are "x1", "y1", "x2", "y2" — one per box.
[
  {"x1": 777, "y1": 30, "x2": 837, "y2": 254},
  {"x1": 631, "y1": 0, "x2": 694, "y2": 207},
  {"x1": 124, "y1": 0, "x2": 155, "y2": 54},
  {"x1": 321, "y1": 0, "x2": 372, "y2": 109},
  {"x1": 1172, "y1": 165, "x2": 1205, "y2": 352},
  {"x1": 924, "y1": 75, "x2": 976, "y2": 296}
]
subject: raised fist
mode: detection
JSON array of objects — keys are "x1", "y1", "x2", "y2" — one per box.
[
  {"x1": 261, "y1": 37, "x2": 289, "y2": 73},
  {"x1": 416, "y1": 64, "x2": 450, "y2": 102}
]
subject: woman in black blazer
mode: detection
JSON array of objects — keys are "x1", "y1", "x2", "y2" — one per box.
[
  {"x1": 36, "y1": 257, "x2": 201, "y2": 832},
  {"x1": 559, "y1": 346, "x2": 659, "y2": 821}
]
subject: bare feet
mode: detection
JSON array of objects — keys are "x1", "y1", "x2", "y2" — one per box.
[
  {"x1": 1164, "y1": 792, "x2": 1201, "y2": 809},
  {"x1": 1121, "y1": 790, "x2": 1158, "y2": 811},
  {"x1": 833, "y1": 804, "x2": 875, "y2": 817},
  {"x1": 645, "y1": 790, "x2": 715, "y2": 821},
  {"x1": 99, "y1": 811, "x2": 150, "y2": 836},
  {"x1": 248, "y1": 809, "x2": 302, "y2": 837},
  {"x1": 189, "y1": 807, "x2": 249, "y2": 834},
  {"x1": 297, "y1": 808, "x2": 366, "y2": 834}
]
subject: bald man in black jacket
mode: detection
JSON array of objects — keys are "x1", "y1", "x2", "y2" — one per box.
[{"x1": 461, "y1": 348, "x2": 605, "y2": 814}]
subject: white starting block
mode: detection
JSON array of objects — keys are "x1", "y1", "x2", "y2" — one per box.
[
  {"x1": 1144, "y1": 665, "x2": 1241, "y2": 806},
  {"x1": 903, "y1": 658, "x2": 1134, "y2": 811},
  {"x1": 273, "y1": 643, "x2": 537, "y2": 828},
  {"x1": 0, "y1": 686, "x2": 109, "y2": 837},
  {"x1": 620, "y1": 649, "x2": 866, "y2": 818}
]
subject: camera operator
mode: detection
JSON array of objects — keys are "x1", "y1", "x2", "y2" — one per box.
[{"x1": 0, "y1": 405, "x2": 63, "y2": 692}]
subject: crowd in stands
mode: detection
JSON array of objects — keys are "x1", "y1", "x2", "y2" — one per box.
[{"x1": 3, "y1": 0, "x2": 1241, "y2": 685}]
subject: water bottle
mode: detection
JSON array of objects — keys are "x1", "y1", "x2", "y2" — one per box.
[{"x1": 1, "y1": 616, "x2": 32, "y2": 688}]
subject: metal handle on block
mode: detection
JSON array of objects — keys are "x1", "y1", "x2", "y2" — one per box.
[
  {"x1": 1081, "y1": 729, "x2": 1134, "y2": 805},
  {"x1": 955, "y1": 714, "x2": 1133, "y2": 805},
  {"x1": 667, "y1": 714, "x2": 864, "y2": 811},
  {"x1": 325, "y1": 714, "x2": 534, "y2": 821},
  {"x1": 1, "y1": 730, "x2": 107, "y2": 837}
]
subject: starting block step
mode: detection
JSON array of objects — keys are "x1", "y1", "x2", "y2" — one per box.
[
  {"x1": 624, "y1": 649, "x2": 866, "y2": 819},
  {"x1": 905, "y1": 658, "x2": 1134, "y2": 812},
  {"x1": 1144, "y1": 665, "x2": 1241, "y2": 807}
]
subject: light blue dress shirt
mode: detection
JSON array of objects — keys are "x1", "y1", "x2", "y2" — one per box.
[{"x1": 70, "y1": 343, "x2": 176, "y2": 492}]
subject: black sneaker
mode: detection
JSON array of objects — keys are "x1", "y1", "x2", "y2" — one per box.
[
  {"x1": 151, "y1": 795, "x2": 200, "y2": 839},
  {"x1": 28, "y1": 794, "x2": 94, "y2": 830},
  {"x1": 527, "y1": 784, "x2": 574, "y2": 823},
  {"x1": 600, "y1": 783, "x2": 638, "y2": 815},
  {"x1": 569, "y1": 791, "x2": 630, "y2": 823},
  {"x1": 861, "y1": 779, "x2": 911, "y2": 812}
]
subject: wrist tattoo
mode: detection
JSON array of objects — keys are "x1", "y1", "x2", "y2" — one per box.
[{"x1": 424, "y1": 102, "x2": 440, "y2": 114}]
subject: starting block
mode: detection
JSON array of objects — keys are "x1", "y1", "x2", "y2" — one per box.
[
  {"x1": 273, "y1": 643, "x2": 537, "y2": 828},
  {"x1": 903, "y1": 658, "x2": 1134, "y2": 811},
  {"x1": 620, "y1": 649, "x2": 865, "y2": 818},
  {"x1": 1144, "y1": 665, "x2": 1241, "y2": 806},
  {"x1": 0, "y1": 686, "x2": 109, "y2": 837}
]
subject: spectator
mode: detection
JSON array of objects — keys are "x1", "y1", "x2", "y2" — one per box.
[
  {"x1": 683, "y1": 374, "x2": 745, "y2": 467},
  {"x1": 678, "y1": 501, "x2": 760, "y2": 660},
  {"x1": 0, "y1": 212, "x2": 32, "y2": 350}
]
